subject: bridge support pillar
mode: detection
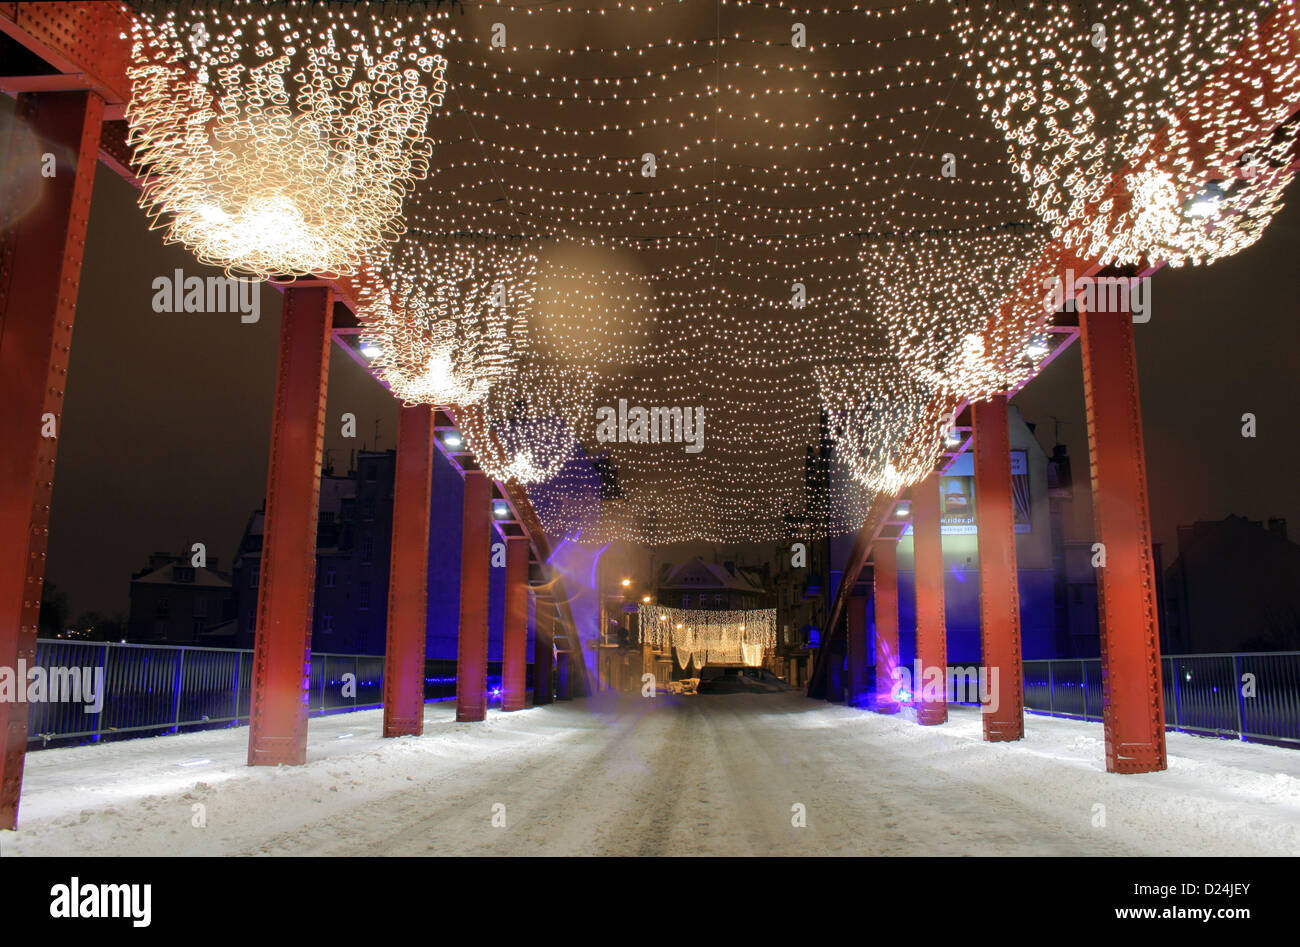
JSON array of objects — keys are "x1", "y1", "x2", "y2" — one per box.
[
  {"x1": 456, "y1": 470, "x2": 491, "y2": 722},
  {"x1": 383, "y1": 404, "x2": 434, "y2": 737},
  {"x1": 973, "y1": 395, "x2": 1024, "y2": 741},
  {"x1": 873, "y1": 540, "x2": 900, "y2": 714},
  {"x1": 502, "y1": 536, "x2": 530, "y2": 711},
  {"x1": 1079, "y1": 302, "x2": 1167, "y2": 773},
  {"x1": 847, "y1": 594, "x2": 869, "y2": 706},
  {"x1": 913, "y1": 471, "x2": 948, "y2": 725},
  {"x1": 0, "y1": 90, "x2": 104, "y2": 828},
  {"x1": 556, "y1": 651, "x2": 572, "y2": 700},
  {"x1": 248, "y1": 286, "x2": 332, "y2": 766},
  {"x1": 533, "y1": 594, "x2": 555, "y2": 705}
]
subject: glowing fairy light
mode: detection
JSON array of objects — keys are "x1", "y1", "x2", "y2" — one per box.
[
  {"x1": 356, "y1": 239, "x2": 533, "y2": 408},
  {"x1": 957, "y1": 0, "x2": 1300, "y2": 268},
  {"x1": 638, "y1": 604, "x2": 776, "y2": 667},
  {"x1": 125, "y1": 1, "x2": 449, "y2": 279},
  {"x1": 319, "y1": 1, "x2": 1292, "y2": 542}
]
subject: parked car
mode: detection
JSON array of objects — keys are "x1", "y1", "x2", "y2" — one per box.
[{"x1": 695, "y1": 665, "x2": 788, "y2": 694}]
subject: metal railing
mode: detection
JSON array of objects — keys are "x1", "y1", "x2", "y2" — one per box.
[
  {"x1": 1024, "y1": 652, "x2": 1300, "y2": 745},
  {"x1": 845, "y1": 651, "x2": 1299, "y2": 747},
  {"x1": 23, "y1": 639, "x2": 512, "y2": 747}
]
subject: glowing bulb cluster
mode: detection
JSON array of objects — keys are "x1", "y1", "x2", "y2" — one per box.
[
  {"x1": 332, "y1": 0, "x2": 1295, "y2": 542},
  {"x1": 638, "y1": 604, "x2": 776, "y2": 667},
  {"x1": 125, "y1": 1, "x2": 449, "y2": 279},
  {"x1": 958, "y1": 0, "x2": 1300, "y2": 268}
]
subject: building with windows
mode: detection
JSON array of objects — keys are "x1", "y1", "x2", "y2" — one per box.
[
  {"x1": 655, "y1": 556, "x2": 771, "y2": 611},
  {"x1": 232, "y1": 450, "x2": 396, "y2": 654},
  {"x1": 1163, "y1": 515, "x2": 1300, "y2": 654},
  {"x1": 127, "y1": 551, "x2": 233, "y2": 644},
  {"x1": 871, "y1": 406, "x2": 1061, "y2": 665}
]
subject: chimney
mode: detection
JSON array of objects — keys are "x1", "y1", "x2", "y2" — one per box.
[
  {"x1": 1046, "y1": 444, "x2": 1072, "y2": 496},
  {"x1": 149, "y1": 551, "x2": 177, "y2": 570}
]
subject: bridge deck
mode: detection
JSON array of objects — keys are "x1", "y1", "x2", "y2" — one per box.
[{"x1": 5, "y1": 695, "x2": 1297, "y2": 857}]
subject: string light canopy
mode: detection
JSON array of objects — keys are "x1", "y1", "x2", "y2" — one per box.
[
  {"x1": 366, "y1": 1, "x2": 1032, "y2": 542},
  {"x1": 125, "y1": 0, "x2": 450, "y2": 279},
  {"x1": 357, "y1": 239, "x2": 531, "y2": 407},
  {"x1": 637, "y1": 604, "x2": 776, "y2": 667},
  {"x1": 958, "y1": 0, "x2": 1300, "y2": 269},
  {"x1": 350, "y1": 0, "x2": 1296, "y2": 543}
]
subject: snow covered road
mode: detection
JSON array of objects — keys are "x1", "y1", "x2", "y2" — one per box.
[{"x1": 3, "y1": 693, "x2": 1298, "y2": 856}]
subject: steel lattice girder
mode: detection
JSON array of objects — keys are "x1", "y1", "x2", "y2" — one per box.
[
  {"x1": 0, "y1": 89, "x2": 103, "y2": 829},
  {"x1": 247, "y1": 286, "x2": 333, "y2": 767},
  {"x1": 973, "y1": 395, "x2": 1025, "y2": 742}
]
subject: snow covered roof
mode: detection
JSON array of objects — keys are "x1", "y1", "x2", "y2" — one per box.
[
  {"x1": 131, "y1": 563, "x2": 231, "y2": 589},
  {"x1": 660, "y1": 556, "x2": 766, "y2": 593}
]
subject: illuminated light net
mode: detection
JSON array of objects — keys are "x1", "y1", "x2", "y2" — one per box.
[
  {"x1": 458, "y1": 401, "x2": 581, "y2": 486},
  {"x1": 816, "y1": 359, "x2": 947, "y2": 497},
  {"x1": 958, "y1": 0, "x2": 1300, "y2": 268},
  {"x1": 357, "y1": 240, "x2": 533, "y2": 408},
  {"x1": 819, "y1": 226, "x2": 1050, "y2": 494},
  {"x1": 356, "y1": 237, "x2": 589, "y2": 485},
  {"x1": 638, "y1": 605, "x2": 776, "y2": 668},
  {"x1": 358, "y1": 1, "x2": 1295, "y2": 542},
  {"x1": 125, "y1": 0, "x2": 449, "y2": 279}
]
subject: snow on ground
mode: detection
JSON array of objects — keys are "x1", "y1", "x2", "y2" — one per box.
[{"x1": 2, "y1": 693, "x2": 1298, "y2": 856}]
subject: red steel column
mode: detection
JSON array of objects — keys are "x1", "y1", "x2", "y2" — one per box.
[
  {"x1": 501, "y1": 535, "x2": 530, "y2": 711},
  {"x1": 533, "y1": 593, "x2": 555, "y2": 705},
  {"x1": 556, "y1": 651, "x2": 572, "y2": 700},
  {"x1": 972, "y1": 395, "x2": 1025, "y2": 741},
  {"x1": 383, "y1": 404, "x2": 434, "y2": 737},
  {"x1": 455, "y1": 470, "x2": 491, "y2": 722},
  {"x1": 0, "y1": 90, "x2": 104, "y2": 829},
  {"x1": 1079, "y1": 301, "x2": 1167, "y2": 773},
  {"x1": 872, "y1": 540, "x2": 900, "y2": 714},
  {"x1": 846, "y1": 593, "x2": 869, "y2": 706},
  {"x1": 247, "y1": 286, "x2": 332, "y2": 766},
  {"x1": 912, "y1": 471, "x2": 948, "y2": 725}
]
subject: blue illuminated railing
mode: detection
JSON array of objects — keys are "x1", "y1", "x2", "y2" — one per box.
[
  {"x1": 850, "y1": 651, "x2": 1299, "y2": 747},
  {"x1": 1022, "y1": 652, "x2": 1300, "y2": 746},
  {"x1": 25, "y1": 639, "x2": 512, "y2": 747}
]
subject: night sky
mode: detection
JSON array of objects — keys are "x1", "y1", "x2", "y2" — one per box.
[{"x1": 21, "y1": 108, "x2": 1300, "y2": 619}]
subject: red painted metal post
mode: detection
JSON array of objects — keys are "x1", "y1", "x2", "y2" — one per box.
[
  {"x1": 0, "y1": 90, "x2": 103, "y2": 829},
  {"x1": 846, "y1": 593, "x2": 868, "y2": 707},
  {"x1": 912, "y1": 471, "x2": 948, "y2": 725},
  {"x1": 556, "y1": 651, "x2": 572, "y2": 700},
  {"x1": 383, "y1": 404, "x2": 434, "y2": 737},
  {"x1": 247, "y1": 286, "x2": 332, "y2": 766},
  {"x1": 1079, "y1": 301, "x2": 1167, "y2": 773},
  {"x1": 533, "y1": 594, "x2": 555, "y2": 705},
  {"x1": 872, "y1": 541, "x2": 900, "y2": 714},
  {"x1": 456, "y1": 470, "x2": 491, "y2": 722},
  {"x1": 972, "y1": 395, "x2": 1025, "y2": 741},
  {"x1": 502, "y1": 535, "x2": 529, "y2": 711}
]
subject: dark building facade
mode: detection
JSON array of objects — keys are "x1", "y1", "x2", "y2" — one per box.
[
  {"x1": 1164, "y1": 515, "x2": 1300, "y2": 654},
  {"x1": 127, "y1": 551, "x2": 234, "y2": 644},
  {"x1": 655, "y1": 556, "x2": 772, "y2": 611},
  {"x1": 232, "y1": 450, "x2": 397, "y2": 655}
]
